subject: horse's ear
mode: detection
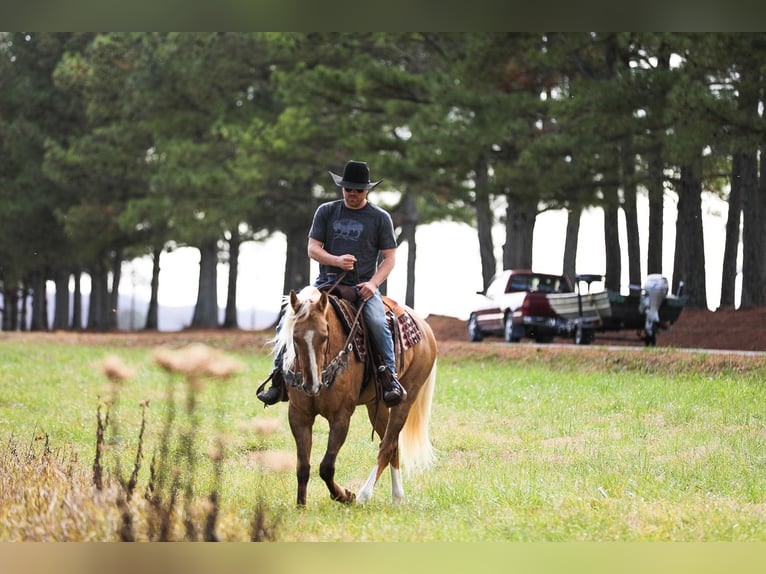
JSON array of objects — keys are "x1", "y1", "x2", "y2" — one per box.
[
  {"x1": 317, "y1": 290, "x2": 329, "y2": 312},
  {"x1": 289, "y1": 290, "x2": 300, "y2": 312}
]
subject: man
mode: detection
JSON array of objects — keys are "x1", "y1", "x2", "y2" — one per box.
[{"x1": 257, "y1": 160, "x2": 407, "y2": 408}]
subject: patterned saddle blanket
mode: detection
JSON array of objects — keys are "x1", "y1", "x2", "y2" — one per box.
[{"x1": 327, "y1": 294, "x2": 423, "y2": 367}]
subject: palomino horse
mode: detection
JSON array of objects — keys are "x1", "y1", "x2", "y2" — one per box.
[{"x1": 271, "y1": 285, "x2": 438, "y2": 507}]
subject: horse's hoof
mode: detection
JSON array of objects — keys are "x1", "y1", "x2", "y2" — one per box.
[{"x1": 331, "y1": 489, "x2": 356, "y2": 504}]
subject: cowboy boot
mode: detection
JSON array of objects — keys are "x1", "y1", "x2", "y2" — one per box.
[
  {"x1": 257, "y1": 367, "x2": 288, "y2": 406},
  {"x1": 378, "y1": 365, "x2": 407, "y2": 407}
]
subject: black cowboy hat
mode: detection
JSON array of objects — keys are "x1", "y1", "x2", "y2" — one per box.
[{"x1": 329, "y1": 160, "x2": 382, "y2": 190}]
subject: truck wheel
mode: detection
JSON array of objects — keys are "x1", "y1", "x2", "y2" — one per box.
[
  {"x1": 468, "y1": 314, "x2": 483, "y2": 342},
  {"x1": 504, "y1": 314, "x2": 521, "y2": 343}
]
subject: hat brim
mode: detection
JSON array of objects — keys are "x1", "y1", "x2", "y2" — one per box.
[{"x1": 329, "y1": 171, "x2": 382, "y2": 190}]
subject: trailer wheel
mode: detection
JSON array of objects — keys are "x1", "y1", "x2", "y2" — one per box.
[
  {"x1": 574, "y1": 325, "x2": 594, "y2": 345},
  {"x1": 643, "y1": 322, "x2": 659, "y2": 346}
]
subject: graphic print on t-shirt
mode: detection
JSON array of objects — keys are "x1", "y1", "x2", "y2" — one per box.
[{"x1": 333, "y1": 218, "x2": 363, "y2": 241}]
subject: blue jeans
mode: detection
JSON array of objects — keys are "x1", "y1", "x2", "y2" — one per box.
[{"x1": 360, "y1": 289, "x2": 397, "y2": 375}]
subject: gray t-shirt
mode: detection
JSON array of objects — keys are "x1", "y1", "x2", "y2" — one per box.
[{"x1": 309, "y1": 200, "x2": 397, "y2": 285}]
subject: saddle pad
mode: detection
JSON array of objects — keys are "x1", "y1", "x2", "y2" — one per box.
[
  {"x1": 327, "y1": 293, "x2": 425, "y2": 359},
  {"x1": 395, "y1": 310, "x2": 423, "y2": 351},
  {"x1": 382, "y1": 296, "x2": 424, "y2": 351}
]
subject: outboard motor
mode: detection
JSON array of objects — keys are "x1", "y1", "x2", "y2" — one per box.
[{"x1": 639, "y1": 274, "x2": 669, "y2": 345}]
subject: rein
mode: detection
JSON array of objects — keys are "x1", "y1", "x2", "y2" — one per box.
[{"x1": 283, "y1": 277, "x2": 367, "y2": 395}]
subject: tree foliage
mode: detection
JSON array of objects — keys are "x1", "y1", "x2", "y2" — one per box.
[{"x1": 1, "y1": 32, "x2": 764, "y2": 331}]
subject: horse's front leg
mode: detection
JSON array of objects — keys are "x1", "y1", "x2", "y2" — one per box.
[
  {"x1": 319, "y1": 415, "x2": 355, "y2": 504},
  {"x1": 288, "y1": 405, "x2": 314, "y2": 507}
]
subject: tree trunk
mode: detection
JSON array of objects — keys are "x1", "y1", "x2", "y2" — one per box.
[
  {"x1": 621, "y1": 146, "x2": 642, "y2": 287},
  {"x1": 738, "y1": 150, "x2": 760, "y2": 308},
  {"x1": 1, "y1": 288, "x2": 7, "y2": 331},
  {"x1": 71, "y1": 265, "x2": 83, "y2": 330},
  {"x1": 19, "y1": 284, "x2": 28, "y2": 331},
  {"x1": 191, "y1": 239, "x2": 220, "y2": 328},
  {"x1": 474, "y1": 155, "x2": 495, "y2": 290},
  {"x1": 735, "y1": 58, "x2": 764, "y2": 308},
  {"x1": 562, "y1": 207, "x2": 580, "y2": 284},
  {"x1": 144, "y1": 248, "x2": 161, "y2": 331},
  {"x1": 109, "y1": 249, "x2": 122, "y2": 330},
  {"x1": 720, "y1": 154, "x2": 743, "y2": 308},
  {"x1": 760, "y1": 140, "x2": 766, "y2": 300},
  {"x1": 2, "y1": 287, "x2": 18, "y2": 331},
  {"x1": 646, "y1": 46, "x2": 670, "y2": 276},
  {"x1": 399, "y1": 191, "x2": 418, "y2": 308},
  {"x1": 646, "y1": 145, "x2": 664, "y2": 275},
  {"x1": 603, "y1": 193, "x2": 621, "y2": 292},
  {"x1": 29, "y1": 270, "x2": 48, "y2": 332},
  {"x1": 223, "y1": 229, "x2": 240, "y2": 329},
  {"x1": 503, "y1": 196, "x2": 535, "y2": 270},
  {"x1": 283, "y1": 225, "x2": 310, "y2": 294},
  {"x1": 88, "y1": 260, "x2": 110, "y2": 332},
  {"x1": 673, "y1": 162, "x2": 707, "y2": 308},
  {"x1": 52, "y1": 267, "x2": 70, "y2": 330}
]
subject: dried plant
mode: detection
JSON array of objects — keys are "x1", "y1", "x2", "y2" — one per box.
[
  {"x1": 89, "y1": 344, "x2": 275, "y2": 542},
  {"x1": 1, "y1": 344, "x2": 278, "y2": 542}
]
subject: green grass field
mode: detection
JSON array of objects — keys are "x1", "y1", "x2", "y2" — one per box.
[{"x1": 1, "y1": 336, "x2": 765, "y2": 541}]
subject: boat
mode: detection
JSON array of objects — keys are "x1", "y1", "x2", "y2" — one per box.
[
  {"x1": 545, "y1": 274, "x2": 687, "y2": 346},
  {"x1": 546, "y1": 275, "x2": 611, "y2": 344}
]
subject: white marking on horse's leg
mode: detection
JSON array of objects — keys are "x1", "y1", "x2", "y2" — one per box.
[
  {"x1": 390, "y1": 466, "x2": 404, "y2": 503},
  {"x1": 304, "y1": 330, "x2": 321, "y2": 395},
  {"x1": 357, "y1": 466, "x2": 379, "y2": 505}
]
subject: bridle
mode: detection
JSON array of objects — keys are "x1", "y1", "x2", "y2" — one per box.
[{"x1": 283, "y1": 273, "x2": 367, "y2": 396}]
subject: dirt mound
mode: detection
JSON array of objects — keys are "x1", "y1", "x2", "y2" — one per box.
[{"x1": 425, "y1": 306, "x2": 766, "y2": 352}]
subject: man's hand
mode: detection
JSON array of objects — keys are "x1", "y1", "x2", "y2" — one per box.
[
  {"x1": 336, "y1": 254, "x2": 357, "y2": 271},
  {"x1": 356, "y1": 281, "x2": 377, "y2": 301}
]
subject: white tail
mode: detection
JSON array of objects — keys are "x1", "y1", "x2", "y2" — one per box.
[{"x1": 398, "y1": 359, "x2": 437, "y2": 475}]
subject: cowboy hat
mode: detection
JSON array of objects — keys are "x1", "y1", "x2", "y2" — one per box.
[{"x1": 329, "y1": 160, "x2": 382, "y2": 190}]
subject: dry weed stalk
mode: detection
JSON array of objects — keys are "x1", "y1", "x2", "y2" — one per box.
[
  {"x1": 146, "y1": 343, "x2": 250, "y2": 541},
  {"x1": 92, "y1": 400, "x2": 109, "y2": 491}
]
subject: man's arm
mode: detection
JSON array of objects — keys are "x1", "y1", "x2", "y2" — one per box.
[
  {"x1": 357, "y1": 247, "x2": 396, "y2": 300},
  {"x1": 369, "y1": 248, "x2": 395, "y2": 289}
]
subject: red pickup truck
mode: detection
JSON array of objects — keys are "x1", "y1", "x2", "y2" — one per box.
[{"x1": 467, "y1": 269, "x2": 574, "y2": 343}]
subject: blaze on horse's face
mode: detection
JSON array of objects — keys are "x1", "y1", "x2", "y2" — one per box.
[{"x1": 290, "y1": 290, "x2": 330, "y2": 397}]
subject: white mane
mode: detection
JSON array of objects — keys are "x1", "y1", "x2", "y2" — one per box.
[{"x1": 271, "y1": 286, "x2": 322, "y2": 370}]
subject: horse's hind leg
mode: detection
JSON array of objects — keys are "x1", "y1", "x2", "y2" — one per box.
[
  {"x1": 319, "y1": 414, "x2": 356, "y2": 504},
  {"x1": 357, "y1": 451, "x2": 404, "y2": 505},
  {"x1": 390, "y1": 447, "x2": 404, "y2": 502},
  {"x1": 365, "y1": 406, "x2": 412, "y2": 505},
  {"x1": 357, "y1": 404, "x2": 395, "y2": 505}
]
